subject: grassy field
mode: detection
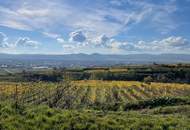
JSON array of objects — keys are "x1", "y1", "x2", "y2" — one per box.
[{"x1": 0, "y1": 102, "x2": 190, "y2": 130}]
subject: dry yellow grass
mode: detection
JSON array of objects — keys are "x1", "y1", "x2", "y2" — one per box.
[
  {"x1": 72, "y1": 80, "x2": 141, "y2": 87},
  {"x1": 72, "y1": 80, "x2": 190, "y2": 89},
  {"x1": 0, "y1": 82, "x2": 55, "y2": 96},
  {"x1": 0, "y1": 82, "x2": 30, "y2": 95}
]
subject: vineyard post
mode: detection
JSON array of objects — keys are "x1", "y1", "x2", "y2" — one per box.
[
  {"x1": 39, "y1": 89, "x2": 41, "y2": 104},
  {"x1": 14, "y1": 84, "x2": 18, "y2": 111},
  {"x1": 22, "y1": 83, "x2": 27, "y2": 105},
  {"x1": 0, "y1": 86, "x2": 2, "y2": 102},
  {"x1": 48, "y1": 87, "x2": 51, "y2": 107}
]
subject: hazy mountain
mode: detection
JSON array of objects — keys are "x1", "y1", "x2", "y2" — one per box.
[{"x1": 0, "y1": 53, "x2": 189, "y2": 67}]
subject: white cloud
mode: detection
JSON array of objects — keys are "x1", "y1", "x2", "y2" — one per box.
[
  {"x1": 57, "y1": 38, "x2": 65, "y2": 44},
  {"x1": 126, "y1": 0, "x2": 178, "y2": 34},
  {"x1": 0, "y1": 32, "x2": 40, "y2": 50},
  {"x1": 16, "y1": 37, "x2": 40, "y2": 48},
  {"x1": 69, "y1": 30, "x2": 86, "y2": 43},
  {"x1": 0, "y1": 0, "x2": 177, "y2": 38},
  {"x1": 0, "y1": 20, "x2": 32, "y2": 31},
  {"x1": 160, "y1": 36, "x2": 189, "y2": 47},
  {"x1": 0, "y1": 6, "x2": 32, "y2": 30},
  {"x1": 85, "y1": 35, "x2": 190, "y2": 53},
  {"x1": 0, "y1": 0, "x2": 185, "y2": 54},
  {"x1": 0, "y1": 32, "x2": 9, "y2": 48},
  {"x1": 62, "y1": 28, "x2": 190, "y2": 53},
  {"x1": 133, "y1": 36, "x2": 190, "y2": 52},
  {"x1": 42, "y1": 32, "x2": 60, "y2": 39},
  {"x1": 93, "y1": 34, "x2": 110, "y2": 47},
  {"x1": 17, "y1": 8, "x2": 50, "y2": 18}
]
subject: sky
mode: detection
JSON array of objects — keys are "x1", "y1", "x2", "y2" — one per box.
[{"x1": 0, "y1": 0, "x2": 190, "y2": 54}]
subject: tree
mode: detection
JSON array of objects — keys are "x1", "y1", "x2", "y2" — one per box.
[{"x1": 143, "y1": 76, "x2": 153, "y2": 84}]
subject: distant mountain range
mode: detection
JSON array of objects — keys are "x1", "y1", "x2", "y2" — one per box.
[{"x1": 0, "y1": 53, "x2": 190, "y2": 67}]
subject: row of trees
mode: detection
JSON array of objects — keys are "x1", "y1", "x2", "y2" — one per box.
[{"x1": 10, "y1": 66, "x2": 190, "y2": 83}]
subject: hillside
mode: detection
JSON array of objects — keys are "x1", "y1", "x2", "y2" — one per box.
[
  {"x1": 1, "y1": 81, "x2": 190, "y2": 110},
  {"x1": 1, "y1": 65, "x2": 190, "y2": 130}
]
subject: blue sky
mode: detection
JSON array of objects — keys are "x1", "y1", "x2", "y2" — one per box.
[{"x1": 0, "y1": 0, "x2": 190, "y2": 54}]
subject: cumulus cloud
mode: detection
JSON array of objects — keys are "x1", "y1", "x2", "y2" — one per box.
[
  {"x1": 16, "y1": 37, "x2": 39, "y2": 48},
  {"x1": 57, "y1": 38, "x2": 65, "y2": 44},
  {"x1": 93, "y1": 34, "x2": 110, "y2": 47},
  {"x1": 73, "y1": 33, "x2": 136, "y2": 51},
  {"x1": 86, "y1": 35, "x2": 190, "y2": 53},
  {"x1": 88, "y1": 34, "x2": 135, "y2": 51},
  {"x1": 160, "y1": 36, "x2": 189, "y2": 47},
  {"x1": 133, "y1": 36, "x2": 190, "y2": 52},
  {"x1": 0, "y1": 32, "x2": 9, "y2": 48},
  {"x1": 64, "y1": 29, "x2": 190, "y2": 53},
  {"x1": 117, "y1": 42, "x2": 136, "y2": 51},
  {"x1": 69, "y1": 30, "x2": 86, "y2": 43},
  {"x1": 0, "y1": 32, "x2": 40, "y2": 50}
]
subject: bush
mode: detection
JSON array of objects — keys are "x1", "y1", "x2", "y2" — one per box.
[{"x1": 144, "y1": 76, "x2": 153, "y2": 84}]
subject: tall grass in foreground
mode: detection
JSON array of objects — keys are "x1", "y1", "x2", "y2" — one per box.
[{"x1": 0, "y1": 101, "x2": 190, "y2": 130}]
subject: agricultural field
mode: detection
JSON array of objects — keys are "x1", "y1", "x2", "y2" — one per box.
[
  {"x1": 1, "y1": 80, "x2": 190, "y2": 109},
  {"x1": 1, "y1": 65, "x2": 190, "y2": 129}
]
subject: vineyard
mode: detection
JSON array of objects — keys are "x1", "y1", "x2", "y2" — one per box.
[{"x1": 1, "y1": 80, "x2": 190, "y2": 110}]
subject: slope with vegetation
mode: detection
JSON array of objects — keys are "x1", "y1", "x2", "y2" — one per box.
[
  {"x1": 1, "y1": 64, "x2": 190, "y2": 129},
  {"x1": 1, "y1": 101, "x2": 190, "y2": 130},
  {"x1": 1, "y1": 80, "x2": 190, "y2": 110}
]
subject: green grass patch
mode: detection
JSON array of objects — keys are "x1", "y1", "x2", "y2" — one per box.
[{"x1": 1, "y1": 102, "x2": 190, "y2": 130}]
